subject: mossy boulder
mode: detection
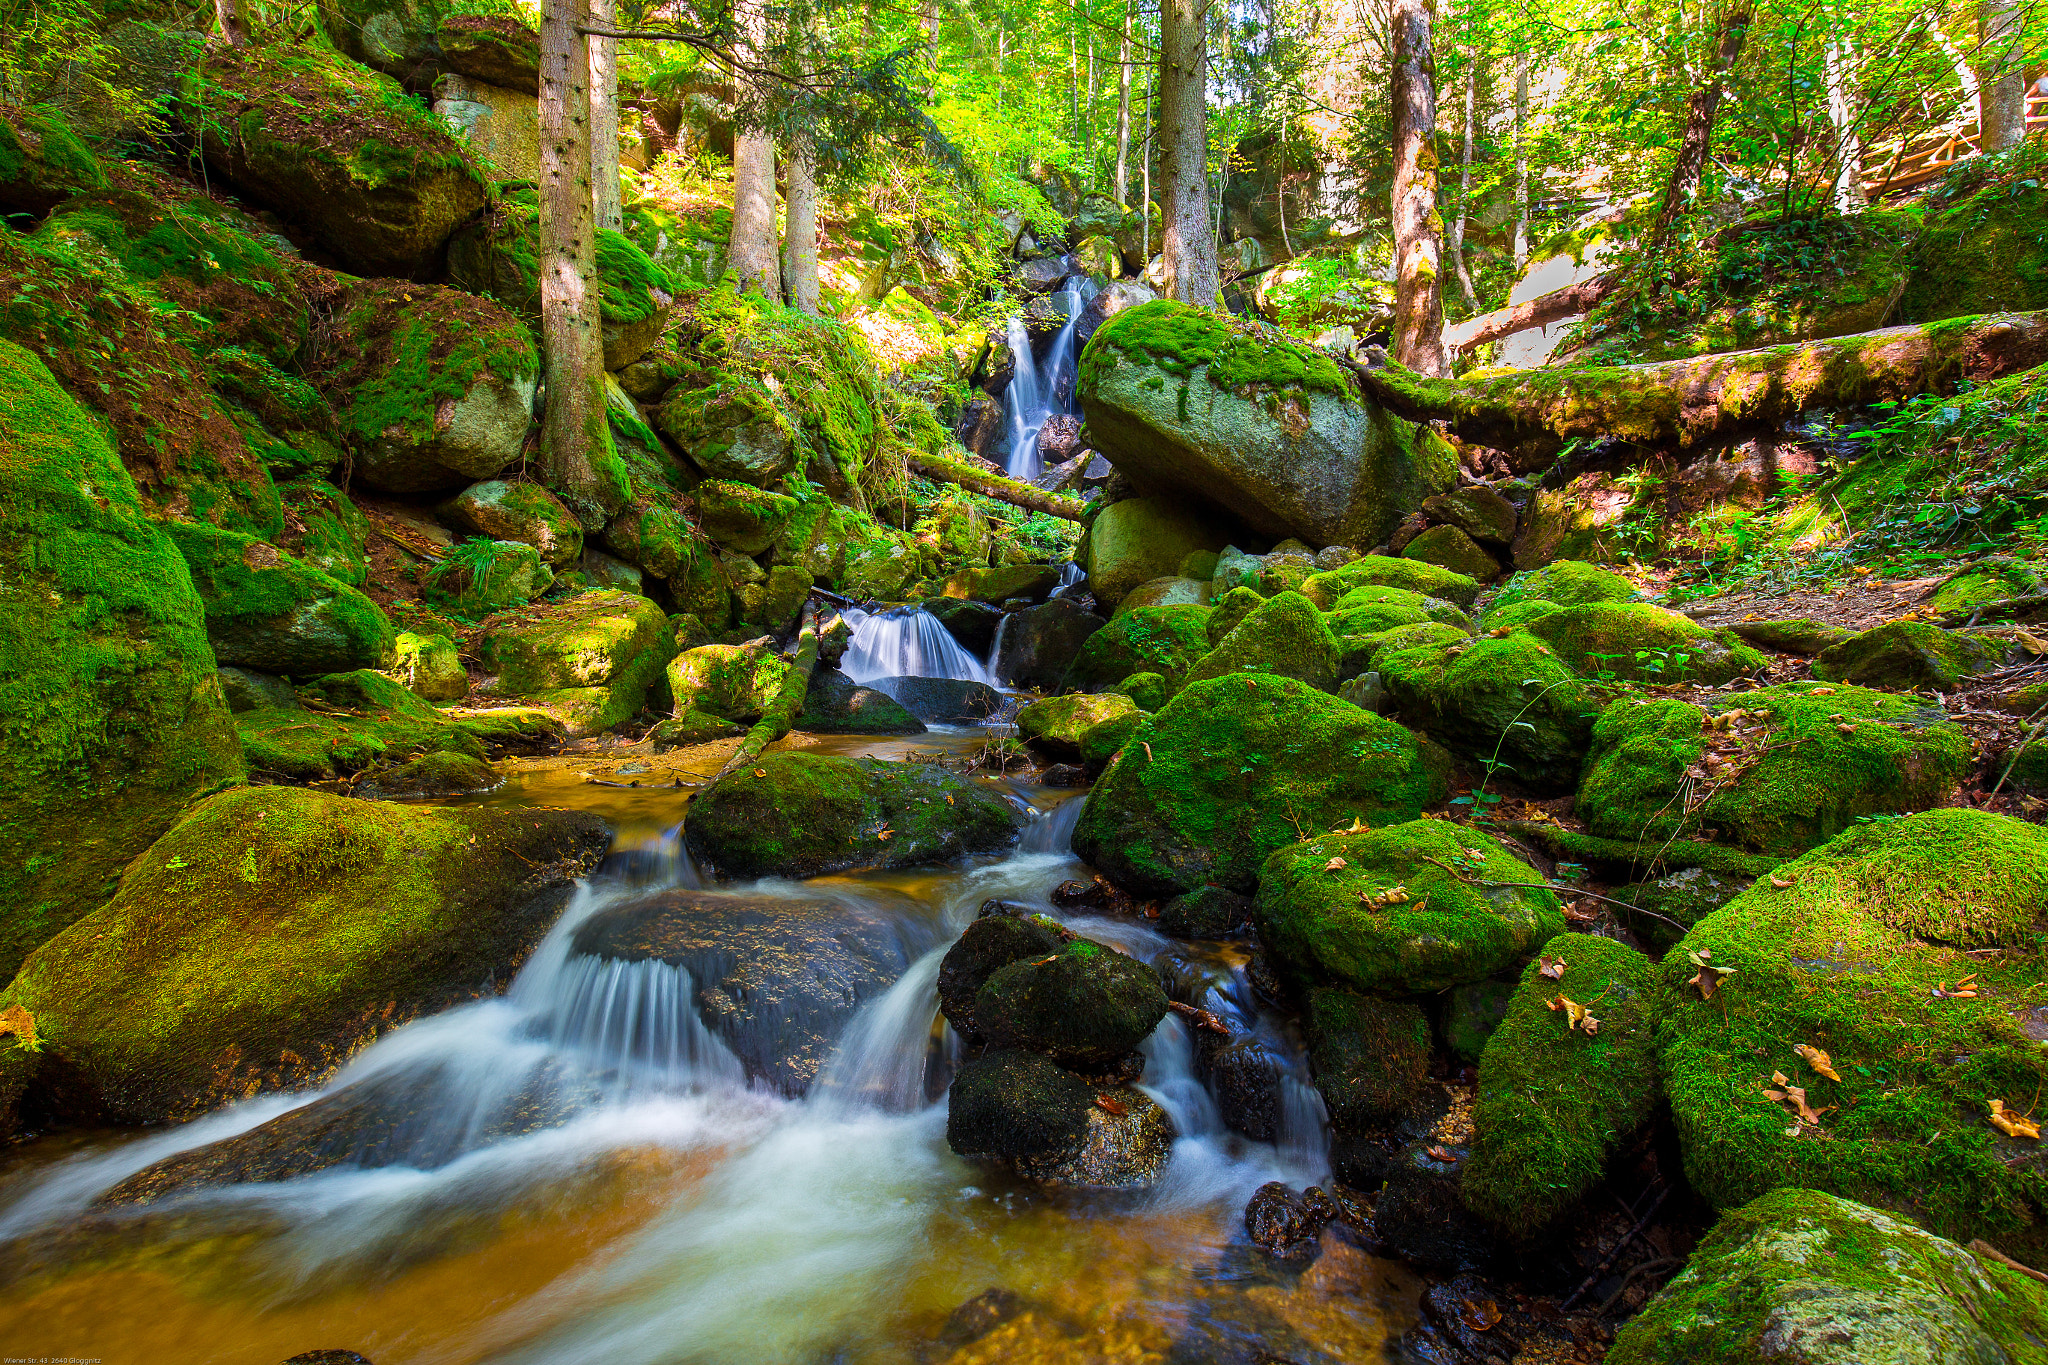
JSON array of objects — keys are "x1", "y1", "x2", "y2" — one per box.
[
  {"x1": 1156, "y1": 885, "x2": 1253, "y2": 938},
  {"x1": 1016, "y1": 693, "x2": 1143, "y2": 761},
  {"x1": 1114, "y1": 575, "x2": 1212, "y2": 612},
  {"x1": 1522, "y1": 602, "x2": 1766, "y2": 684},
  {"x1": 1422, "y1": 486, "x2": 1518, "y2": 546},
  {"x1": 1928, "y1": 557, "x2": 2043, "y2": 616},
  {"x1": 236, "y1": 668, "x2": 557, "y2": 781},
  {"x1": 1255, "y1": 819, "x2": 1565, "y2": 994},
  {"x1": 314, "y1": 0, "x2": 443, "y2": 80},
  {"x1": 322, "y1": 280, "x2": 538, "y2": 494},
  {"x1": 1299, "y1": 554, "x2": 1484, "y2": 610},
  {"x1": 683, "y1": 752, "x2": 1021, "y2": 880},
  {"x1": 390, "y1": 630, "x2": 467, "y2": 700},
  {"x1": 667, "y1": 640, "x2": 791, "y2": 730},
  {"x1": 1077, "y1": 300, "x2": 1454, "y2": 547},
  {"x1": 1728, "y1": 616, "x2": 1855, "y2": 655},
  {"x1": 1073, "y1": 675, "x2": 1448, "y2": 896},
  {"x1": 1206, "y1": 585, "x2": 1267, "y2": 644},
  {"x1": 1109, "y1": 671, "x2": 1173, "y2": 712},
  {"x1": 0, "y1": 786, "x2": 607, "y2": 1128},
  {"x1": 941, "y1": 563, "x2": 1063, "y2": 605},
  {"x1": 1492, "y1": 560, "x2": 1639, "y2": 611},
  {"x1": 947, "y1": 1049, "x2": 1094, "y2": 1162},
  {"x1": 991, "y1": 599, "x2": 1107, "y2": 690},
  {"x1": 1344, "y1": 621, "x2": 1470, "y2": 676},
  {"x1": 938, "y1": 912, "x2": 1073, "y2": 1039},
  {"x1": 478, "y1": 589, "x2": 668, "y2": 697},
  {"x1": 0, "y1": 340, "x2": 245, "y2": 979},
  {"x1": 795, "y1": 667, "x2": 926, "y2": 735},
  {"x1": 1578, "y1": 683, "x2": 1972, "y2": 855},
  {"x1": 1812, "y1": 620, "x2": 2009, "y2": 691},
  {"x1": 276, "y1": 480, "x2": 369, "y2": 587},
  {"x1": 1403, "y1": 524, "x2": 1501, "y2": 581},
  {"x1": 1184, "y1": 590, "x2": 1340, "y2": 693},
  {"x1": 1305, "y1": 988, "x2": 1432, "y2": 1131},
  {"x1": 437, "y1": 13, "x2": 541, "y2": 90},
  {"x1": 0, "y1": 104, "x2": 109, "y2": 217},
  {"x1": 1462, "y1": 934, "x2": 1660, "y2": 1235},
  {"x1": 1608, "y1": 1188, "x2": 2048, "y2": 1365},
  {"x1": 1062, "y1": 603, "x2": 1215, "y2": 692},
  {"x1": 439, "y1": 480, "x2": 583, "y2": 567},
  {"x1": 1378, "y1": 633, "x2": 1599, "y2": 792},
  {"x1": 1656, "y1": 809, "x2": 2048, "y2": 1256},
  {"x1": 976, "y1": 939, "x2": 1171, "y2": 1067},
  {"x1": 193, "y1": 44, "x2": 487, "y2": 277},
  {"x1": 423, "y1": 540, "x2": 553, "y2": 618},
  {"x1": 1327, "y1": 584, "x2": 1475, "y2": 632},
  {"x1": 1084, "y1": 495, "x2": 1234, "y2": 608},
  {"x1": 165, "y1": 521, "x2": 394, "y2": 675}
]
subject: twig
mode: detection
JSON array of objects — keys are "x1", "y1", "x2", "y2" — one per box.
[
  {"x1": 1971, "y1": 1240, "x2": 2048, "y2": 1285},
  {"x1": 1559, "y1": 1183, "x2": 1672, "y2": 1311}
]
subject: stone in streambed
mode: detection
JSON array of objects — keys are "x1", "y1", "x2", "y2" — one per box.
[
  {"x1": 937, "y1": 913, "x2": 1072, "y2": 1040},
  {"x1": 683, "y1": 752, "x2": 1020, "y2": 880},
  {"x1": 923, "y1": 597, "x2": 1005, "y2": 655},
  {"x1": 941, "y1": 564, "x2": 1062, "y2": 605},
  {"x1": 946, "y1": 1049, "x2": 1093, "y2": 1162},
  {"x1": 871, "y1": 676, "x2": 1005, "y2": 724},
  {"x1": 478, "y1": 589, "x2": 670, "y2": 695},
  {"x1": 1013, "y1": 1086, "x2": 1174, "y2": 1187},
  {"x1": 569, "y1": 888, "x2": 920, "y2": 1095},
  {"x1": 1084, "y1": 495, "x2": 1235, "y2": 609},
  {"x1": 1305, "y1": 988, "x2": 1432, "y2": 1137},
  {"x1": 1014, "y1": 693, "x2": 1142, "y2": 762},
  {"x1": 1156, "y1": 885, "x2": 1254, "y2": 939},
  {"x1": 974, "y1": 939, "x2": 1170, "y2": 1068},
  {"x1": 1061, "y1": 603, "x2": 1214, "y2": 692},
  {"x1": 992, "y1": 598, "x2": 1107, "y2": 689},
  {"x1": 796, "y1": 667, "x2": 926, "y2": 735}
]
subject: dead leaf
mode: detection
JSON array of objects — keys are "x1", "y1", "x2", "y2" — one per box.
[
  {"x1": 1426, "y1": 1145, "x2": 1461, "y2": 1164},
  {"x1": 1763, "y1": 1071, "x2": 1826, "y2": 1126},
  {"x1": 1937, "y1": 973, "x2": 1980, "y2": 999},
  {"x1": 1458, "y1": 1297, "x2": 1501, "y2": 1331},
  {"x1": 1837, "y1": 723, "x2": 1857, "y2": 735},
  {"x1": 1687, "y1": 949, "x2": 1737, "y2": 1001},
  {"x1": 2016, "y1": 629, "x2": 2048, "y2": 656},
  {"x1": 0, "y1": 1004, "x2": 36, "y2": 1051},
  {"x1": 1539, "y1": 954, "x2": 1568, "y2": 981},
  {"x1": 1990, "y1": 1100, "x2": 2042, "y2": 1140},
  {"x1": 1333, "y1": 816, "x2": 1373, "y2": 834},
  {"x1": 1548, "y1": 995, "x2": 1600, "y2": 1034},
  {"x1": 1770, "y1": 874, "x2": 1794, "y2": 889},
  {"x1": 1323, "y1": 856, "x2": 1349, "y2": 872},
  {"x1": 875, "y1": 825, "x2": 895, "y2": 841},
  {"x1": 1794, "y1": 1043, "x2": 1842, "y2": 1082},
  {"x1": 753, "y1": 768, "x2": 768, "y2": 779},
  {"x1": 1810, "y1": 686, "x2": 1836, "y2": 695},
  {"x1": 1094, "y1": 1094, "x2": 1128, "y2": 1117}
]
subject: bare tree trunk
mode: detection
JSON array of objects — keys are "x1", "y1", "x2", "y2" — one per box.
[
  {"x1": 783, "y1": 133, "x2": 820, "y2": 315},
  {"x1": 213, "y1": 0, "x2": 249, "y2": 47},
  {"x1": 728, "y1": 1, "x2": 780, "y2": 300},
  {"x1": 1824, "y1": 32, "x2": 1867, "y2": 211},
  {"x1": 1086, "y1": 32, "x2": 1098, "y2": 188},
  {"x1": 1444, "y1": 272, "x2": 1619, "y2": 352},
  {"x1": 1391, "y1": 0, "x2": 1446, "y2": 376},
  {"x1": 1512, "y1": 52, "x2": 1529, "y2": 270},
  {"x1": 1142, "y1": 63, "x2": 1154, "y2": 262},
  {"x1": 1448, "y1": 48, "x2": 1479, "y2": 310},
  {"x1": 1159, "y1": 0, "x2": 1218, "y2": 306},
  {"x1": 1932, "y1": 23, "x2": 1982, "y2": 131},
  {"x1": 587, "y1": 0, "x2": 621, "y2": 232},
  {"x1": 1115, "y1": 0, "x2": 1133, "y2": 205},
  {"x1": 1978, "y1": 0, "x2": 2026, "y2": 151},
  {"x1": 1650, "y1": 5, "x2": 1752, "y2": 245},
  {"x1": 540, "y1": 0, "x2": 618, "y2": 525}
]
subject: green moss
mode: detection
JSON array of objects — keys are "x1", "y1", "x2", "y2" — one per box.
[
  {"x1": 1504, "y1": 822, "x2": 1788, "y2": 881},
  {"x1": 666, "y1": 641, "x2": 791, "y2": 724},
  {"x1": 1521, "y1": 602, "x2": 1767, "y2": 684},
  {"x1": 1107, "y1": 671, "x2": 1171, "y2": 712},
  {"x1": 1478, "y1": 599, "x2": 1560, "y2": 631},
  {"x1": 1080, "y1": 299, "x2": 1352, "y2": 399},
  {"x1": 1656, "y1": 809, "x2": 2048, "y2": 1257},
  {"x1": 165, "y1": 521, "x2": 393, "y2": 674},
  {"x1": 1463, "y1": 934, "x2": 1659, "y2": 1235},
  {"x1": 1579, "y1": 683, "x2": 1972, "y2": 855},
  {"x1": 478, "y1": 589, "x2": 669, "y2": 694},
  {"x1": 1300, "y1": 554, "x2": 1483, "y2": 610},
  {"x1": 1184, "y1": 590, "x2": 1340, "y2": 692},
  {"x1": 1811, "y1": 620, "x2": 2009, "y2": 691},
  {"x1": 1928, "y1": 558, "x2": 2043, "y2": 615},
  {"x1": 1491, "y1": 560, "x2": 1640, "y2": 611},
  {"x1": 1402, "y1": 524, "x2": 1500, "y2": 580},
  {"x1": 975, "y1": 940, "x2": 1170, "y2": 1066},
  {"x1": 423, "y1": 539, "x2": 552, "y2": 621},
  {"x1": 1255, "y1": 819, "x2": 1564, "y2": 994},
  {"x1": 326, "y1": 279, "x2": 536, "y2": 450},
  {"x1": 1206, "y1": 585, "x2": 1267, "y2": 645},
  {"x1": 1015, "y1": 693, "x2": 1142, "y2": 758},
  {"x1": 1378, "y1": 632, "x2": 1599, "y2": 792},
  {"x1": 1073, "y1": 675, "x2": 1449, "y2": 896},
  {"x1": 1063, "y1": 603, "x2": 1216, "y2": 693},
  {"x1": 0, "y1": 786, "x2": 605, "y2": 1124},
  {"x1": 0, "y1": 339, "x2": 245, "y2": 979},
  {"x1": 236, "y1": 668, "x2": 554, "y2": 781},
  {"x1": 0, "y1": 104, "x2": 109, "y2": 212},
  {"x1": 1306, "y1": 988, "x2": 1432, "y2": 1127},
  {"x1": 1899, "y1": 158, "x2": 2048, "y2": 322},
  {"x1": 450, "y1": 189, "x2": 677, "y2": 328}
]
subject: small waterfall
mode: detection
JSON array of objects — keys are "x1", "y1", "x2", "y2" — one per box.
[
  {"x1": 1002, "y1": 279, "x2": 1099, "y2": 481},
  {"x1": 840, "y1": 605, "x2": 995, "y2": 685},
  {"x1": 1140, "y1": 1015, "x2": 1223, "y2": 1139},
  {"x1": 1019, "y1": 794, "x2": 1087, "y2": 855},
  {"x1": 547, "y1": 957, "x2": 747, "y2": 1095},
  {"x1": 809, "y1": 948, "x2": 949, "y2": 1115}
]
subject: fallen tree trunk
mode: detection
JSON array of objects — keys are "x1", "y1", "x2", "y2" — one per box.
[
  {"x1": 1353, "y1": 309, "x2": 2048, "y2": 454},
  {"x1": 706, "y1": 600, "x2": 820, "y2": 785},
  {"x1": 1444, "y1": 272, "x2": 1618, "y2": 353},
  {"x1": 908, "y1": 449, "x2": 1088, "y2": 521}
]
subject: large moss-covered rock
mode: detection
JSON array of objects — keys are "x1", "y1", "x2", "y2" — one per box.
[
  {"x1": 1811, "y1": 620, "x2": 2009, "y2": 691},
  {"x1": 1462, "y1": 934, "x2": 1660, "y2": 1235},
  {"x1": 439, "y1": 480, "x2": 583, "y2": 567},
  {"x1": 0, "y1": 104, "x2": 109, "y2": 217},
  {"x1": 1656, "y1": 809, "x2": 2048, "y2": 1257},
  {"x1": 1061, "y1": 603, "x2": 1215, "y2": 692},
  {"x1": 1609, "y1": 1188, "x2": 2048, "y2": 1365},
  {"x1": 194, "y1": 44, "x2": 487, "y2": 277},
  {"x1": 938, "y1": 912, "x2": 1073, "y2": 1039},
  {"x1": 322, "y1": 280, "x2": 538, "y2": 494},
  {"x1": 1578, "y1": 683, "x2": 1972, "y2": 855},
  {"x1": 1184, "y1": 590, "x2": 1340, "y2": 692},
  {"x1": 975, "y1": 939, "x2": 1170, "y2": 1067},
  {"x1": 1073, "y1": 675, "x2": 1447, "y2": 896},
  {"x1": 1299, "y1": 554, "x2": 1484, "y2": 610},
  {"x1": 1015, "y1": 693, "x2": 1143, "y2": 761},
  {"x1": 667, "y1": 640, "x2": 791, "y2": 732},
  {"x1": 422, "y1": 539, "x2": 553, "y2": 618},
  {"x1": 1522, "y1": 603, "x2": 1766, "y2": 684},
  {"x1": 0, "y1": 341, "x2": 245, "y2": 979},
  {"x1": 947, "y1": 1049, "x2": 1094, "y2": 1162},
  {"x1": 1305, "y1": 988, "x2": 1432, "y2": 1132},
  {"x1": 1084, "y1": 495, "x2": 1234, "y2": 608},
  {"x1": 314, "y1": 0, "x2": 443, "y2": 80},
  {"x1": 992, "y1": 599, "x2": 1107, "y2": 689},
  {"x1": 1078, "y1": 301, "x2": 1454, "y2": 547},
  {"x1": 1378, "y1": 633, "x2": 1599, "y2": 792},
  {"x1": 479, "y1": 589, "x2": 669, "y2": 698},
  {"x1": 795, "y1": 667, "x2": 925, "y2": 735},
  {"x1": 684, "y1": 752, "x2": 1021, "y2": 879},
  {"x1": 390, "y1": 630, "x2": 467, "y2": 700},
  {"x1": 0, "y1": 786, "x2": 607, "y2": 1128},
  {"x1": 1403, "y1": 524, "x2": 1501, "y2": 581},
  {"x1": 1490, "y1": 560, "x2": 1640, "y2": 612},
  {"x1": 1256, "y1": 819, "x2": 1565, "y2": 994},
  {"x1": 276, "y1": 480, "x2": 369, "y2": 587},
  {"x1": 165, "y1": 521, "x2": 394, "y2": 675},
  {"x1": 236, "y1": 668, "x2": 557, "y2": 781}
]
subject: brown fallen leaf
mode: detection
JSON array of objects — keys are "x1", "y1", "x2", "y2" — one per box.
[
  {"x1": 1688, "y1": 950, "x2": 1738, "y2": 1001},
  {"x1": 1547, "y1": 995, "x2": 1600, "y2": 1034},
  {"x1": 1094, "y1": 1094, "x2": 1128, "y2": 1117},
  {"x1": 2016, "y1": 628, "x2": 2048, "y2": 656},
  {"x1": 1990, "y1": 1100, "x2": 2042, "y2": 1140},
  {"x1": 753, "y1": 768, "x2": 768, "y2": 779},
  {"x1": 1426, "y1": 1145, "x2": 1461, "y2": 1164},
  {"x1": 0, "y1": 1004, "x2": 37, "y2": 1051},
  {"x1": 1458, "y1": 1297, "x2": 1502, "y2": 1331},
  {"x1": 1794, "y1": 1043, "x2": 1842, "y2": 1082},
  {"x1": 1538, "y1": 954, "x2": 1568, "y2": 981},
  {"x1": 1770, "y1": 874, "x2": 1794, "y2": 889},
  {"x1": 1323, "y1": 856, "x2": 1349, "y2": 872},
  {"x1": 1936, "y1": 973, "x2": 1980, "y2": 999},
  {"x1": 1763, "y1": 1071, "x2": 1826, "y2": 1126},
  {"x1": 875, "y1": 825, "x2": 895, "y2": 841}
]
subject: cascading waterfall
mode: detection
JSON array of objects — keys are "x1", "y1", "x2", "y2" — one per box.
[
  {"x1": 1002, "y1": 278, "x2": 1100, "y2": 481},
  {"x1": 838, "y1": 604, "x2": 995, "y2": 685}
]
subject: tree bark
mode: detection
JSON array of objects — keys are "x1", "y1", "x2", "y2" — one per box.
[
  {"x1": 587, "y1": 0, "x2": 621, "y2": 232},
  {"x1": 1158, "y1": 0, "x2": 1218, "y2": 306},
  {"x1": 1824, "y1": 31, "x2": 1867, "y2": 211},
  {"x1": 1115, "y1": 0, "x2": 1133, "y2": 205},
  {"x1": 213, "y1": 0, "x2": 249, "y2": 47},
  {"x1": 1444, "y1": 271, "x2": 1619, "y2": 352},
  {"x1": 1649, "y1": 5, "x2": 1752, "y2": 245},
  {"x1": 1391, "y1": 0, "x2": 1446, "y2": 376},
  {"x1": 1448, "y1": 49, "x2": 1479, "y2": 310},
  {"x1": 1352, "y1": 309, "x2": 2048, "y2": 455},
  {"x1": 728, "y1": 0, "x2": 781, "y2": 300},
  {"x1": 906, "y1": 449, "x2": 1088, "y2": 520},
  {"x1": 539, "y1": 0, "x2": 619, "y2": 526},
  {"x1": 1512, "y1": 52, "x2": 1529, "y2": 270},
  {"x1": 1978, "y1": 0, "x2": 2027, "y2": 151},
  {"x1": 783, "y1": 132, "x2": 820, "y2": 315}
]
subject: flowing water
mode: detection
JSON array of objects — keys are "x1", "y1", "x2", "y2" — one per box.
[
  {"x1": 1003, "y1": 279, "x2": 1099, "y2": 482},
  {"x1": 840, "y1": 605, "x2": 997, "y2": 686},
  {"x1": 0, "y1": 731, "x2": 1423, "y2": 1363}
]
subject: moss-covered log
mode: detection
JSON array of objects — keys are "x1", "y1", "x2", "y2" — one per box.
[
  {"x1": 706, "y1": 601, "x2": 821, "y2": 784},
  {"x1": 908, "y1": 449, "x2": 1088, "y2": 521},
  {"x1": 1357, "y1": 308, "x2": 2048, "y2": 453}
]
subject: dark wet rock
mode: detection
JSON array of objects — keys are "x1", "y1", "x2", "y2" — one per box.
[
  {"x1": 796, "y1": 667, "x2": 927, "y2": 736},
  {"x1": 946, "y1": 1049, "x2": 1093, "y2": 1161},
  {"x1": 923, "y1": 597, "x2": 1006, "y2": 654},
  {"x1": 1017, "y1": 254, "x2": 1074, "y2": 296},
  {"x1": 955, "y1": 394, "x2": 1007, "y2": 460},
  {"x1": 1244, "y1": 1181, "x2": 1338, "y2": 1262},
  {"x1": 1014, "y1": 1086, "x2": 1175, "y2": 1187},
  {"x1": 992, "y1": 599, "x2": 1107, "y2": 690},
  {"x1": 1373, "y1": 1135, "x2": 1495, "y2": 1271},
  {"x1": 683, "y1": 751, "x2": 1020, "y2": 879},
  {"x1": 1156, "y1": 886, "x2": 1254, "y2": 939},
  {"x1": 937, "y1": 913, "x2": 1071, "y2": 1040},
  {"x1": 569, "y1": 888, "x2": 926, "y2": 1094},
  {"x1": 1041, "y1": 762, "x2": 1089, "y2": 787},
  {"x1": 1207, "y1": 1035, "x2": 1288, "y2": 1141},
  {"x1": 1051, "y1": 878, "x2": 1115, "y2": 910},
  {"x1": 937, "y1": 1287, "x2": 1029, "y2": 1350},
  {"x1": 282, "y1": 1354, "x2": 376, "y2": 1365},
  {"x1": 1037, "y1": 413, "x2": 1085, "y2": 469},
  {"x1": 1305, "y1": 989, "x2": 1431, "y2": 1136},
  {"x1": 871, "y1": 676, "x2": 1007, "y2": 725},
  {"x1": 940, "y1": 563, "x2": 1065, "y2": 605},
  {"x1": 976, "y1": 940, "x2": 1171, "y2": 1067},
  {"x1": 1440, "y1": 981, "x2": 1517, "y2": 1064},
  {"x1": 1811, "y1": 620, "x2": 2008, "y2": 690},
  {"x1": 1421, "y1": 487, "x2": 1519, "y2": 547},
  {"x1": 1612, "y1": 865, "x2": 1747, "y2": 954},
  {"x1": 352, "y1": 750, "x2": 500, "y2": 799}
]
